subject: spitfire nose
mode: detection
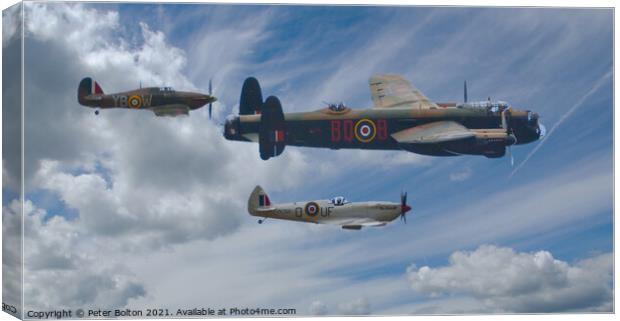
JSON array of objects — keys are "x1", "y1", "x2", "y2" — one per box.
[{"x1": 401, "y1": 204, "x2": 412, "y2": 214}]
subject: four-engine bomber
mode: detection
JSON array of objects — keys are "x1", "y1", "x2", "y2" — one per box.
[{"x1": 224, "y1": 75, "x2": 546, "y2": 160}]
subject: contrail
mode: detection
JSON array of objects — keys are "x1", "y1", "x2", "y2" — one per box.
[{"x1": 510, "y1": 71, "x2": 612, "y2": 178}]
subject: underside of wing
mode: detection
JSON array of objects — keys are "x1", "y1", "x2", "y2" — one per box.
[
  {"x1": 335, "y1": 218, "x2": 388, "y2": 230},
  {"x1": 242, "y1": 133, "x2": 259, "y2": 143},
  {"x1": 369, "y1": 74, "x2": 438, "y2": 109},
  {"x1": 151, "y1": 105, "x2": 190, "y2": 117},
  {"x1": 391, "y1": 121, "x2": 475, "y2": 144},
  {"x1": 360, "y1": 221, "x2": 387, "y2": 227}
]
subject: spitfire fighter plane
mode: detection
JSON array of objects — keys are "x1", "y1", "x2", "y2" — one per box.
[
  {"x1": 224, "y1": 75, "x2": 546, "y2": 161},
  {"x1": 78, "y1": 77, "x2": 217, "y2": 117},
  {"x1": 248, "y1": 186, "x2": 412, "y2": 230}
]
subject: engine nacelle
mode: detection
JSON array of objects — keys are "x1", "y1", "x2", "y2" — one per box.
[{"x1": 473, "y1": 129, "x2": 516, "y2": 147}]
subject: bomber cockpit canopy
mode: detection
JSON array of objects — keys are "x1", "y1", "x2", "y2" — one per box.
[
  {"x1": 330, "y1": 196, "x2": 349, "y2": 206},
  {"x1": 457, "y1": 100, "x2": 509, "y2": 112},
  {"x1": 327, "y1": 102, "x2": 347, "y2": 112}
]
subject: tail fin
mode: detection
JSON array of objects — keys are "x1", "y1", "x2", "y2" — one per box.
[
  {"x1": 78, "y1": 77, "x2": 104, "y2": 105},
  {"x1": 259, "y1": 96, "x2": 286, "y2": 160},
  {"x1": 240, "y1": 77, "x2": 263, "y2": 115},
  {"x1": 248, "y1": 185, "x2": 272, "y2": 216}
]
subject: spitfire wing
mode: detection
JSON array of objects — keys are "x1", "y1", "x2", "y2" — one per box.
[
  {"x1": 333, "y1": 218, "x2": 387, "y2": 230},
  {"x1": 369, "y1": 74, "x2": 438, "y2": 109},
  {"x1": 152, "y1": 105, "x2": 190, "y2": 117},
  {"x1": 391, "y1": 121, "x2": 475, "y2": 144}
]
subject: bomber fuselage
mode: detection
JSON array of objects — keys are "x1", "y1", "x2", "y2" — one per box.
[{"x1": 224, "y1": 105, "x2": 543, "y2": 157}]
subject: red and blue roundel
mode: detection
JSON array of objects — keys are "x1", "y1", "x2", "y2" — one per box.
[
  {"x1": 304, "y1": 202, "x2": 320, "y2": 216},
  {"x1": 354, "y1": 119, "x2": 376, "y2": 143}
]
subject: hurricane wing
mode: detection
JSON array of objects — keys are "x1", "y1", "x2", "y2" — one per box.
[{"x1": 152, "y1": 105, "x2": 190, "y2": 117}]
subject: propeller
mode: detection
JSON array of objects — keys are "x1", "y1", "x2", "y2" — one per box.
[
  {"x1": 208, "y1": 79, "x2": 213, "y2": 119},
  {"x1": 501, "y1": 107, "x2": 517, "y2": 167},
  {"x1": 463, "y1": 81, "x2": 468, "y2": 103},
  {"x1": 400, "y1": 191, "x2": 412, "y2": 224}
]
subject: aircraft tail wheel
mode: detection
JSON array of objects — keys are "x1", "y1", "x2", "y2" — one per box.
[
  {"x1": 95, "y1": 110, "x2": 100, "y2": 115},
  {"x1": 258, "y1": 219, "x2": 263, "y2": 224}
]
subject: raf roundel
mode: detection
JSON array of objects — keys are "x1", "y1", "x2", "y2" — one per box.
[
  {"x1": 128, "y1": 95, "x2": 143, "y2": 109},
  {"x1": 304, "y1": 202, "x2": 320, "y2": 217},
  {"x1": 354, "y1": 119, "x2": 377, "y2": 143}
]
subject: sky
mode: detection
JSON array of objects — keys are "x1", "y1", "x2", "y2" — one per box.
[{"x1": 1, "y1": 2, "x2": 614, "y2": 317}]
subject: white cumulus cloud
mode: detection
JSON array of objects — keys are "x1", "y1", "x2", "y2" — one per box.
[
  {"x1": 406, "y1": 245, "x2": 612, "y2": 313},
  {"x1": 18, "y1": 2, "x2": 311, "y2": 310}
]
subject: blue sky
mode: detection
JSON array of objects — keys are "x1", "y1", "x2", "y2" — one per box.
[{"x1": 3, "y1": 2, "x2": 613, "y2": 315}]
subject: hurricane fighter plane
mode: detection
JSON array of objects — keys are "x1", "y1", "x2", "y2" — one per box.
[
  {"x1": 224, "y1": 75, "x2": 546, "y2": 161},
  {"x1": 78, "y1": 77, "x2": 217, "y2": 117},
  {"x1": 248, "y1": 186, "x2": 412, "y2": 230}
]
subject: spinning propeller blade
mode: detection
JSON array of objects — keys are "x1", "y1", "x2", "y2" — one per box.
[
  {"x1": 501, "y1": 106, "x2": 517, "y2": 167},
  {"x1": 464, "y1": 81, "x2": 468, "y2": 103},
  {"x1": 400, "y1": 191, "x2": 412, "y2": 224},
  {"x1": 208, "y1": 79, "x2": 213, "y2": 119}
]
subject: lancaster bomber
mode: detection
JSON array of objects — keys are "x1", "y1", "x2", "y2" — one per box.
[
  {"x1": 78, "y1": 77, "x2": 217, "y2": 117},
  {"x1": 248, "y1": 186, "x2": 412, "y2": 230},
  {"x1": 224, "y1": 75, "x2": 546, "y2": 161}
]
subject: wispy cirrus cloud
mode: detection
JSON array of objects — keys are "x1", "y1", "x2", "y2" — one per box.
[
  {"x1": 449, "y1": 167, "x2": 472, "y2": 182},
  {"x1": 9, "y1": 3, "x2": 612, "y2": 316},
  {"x1": 124, "y1": 148, "x2": 611, "y2": 314},
  {"x1": 510, "y1": 70, "x2": 612, "y2": 177}
]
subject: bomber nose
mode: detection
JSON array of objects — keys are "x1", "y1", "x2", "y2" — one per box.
[
  {"x1": 538, "y1": 122, "x2": 547, "y2": 139},
  {"x1": 527, "y1": 111, "x2": 539, "y2": 122},
  {"x1": 526, "y1": 111, "x2": 546, "y2": 141}
]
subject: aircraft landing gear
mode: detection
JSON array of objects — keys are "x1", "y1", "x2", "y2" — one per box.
[
  {"x1": 95, "y1": 110, "x2": 100, "y2": 115},
  {"x1": 258, "y1": 218, "x2": 267, "y2": 224}
]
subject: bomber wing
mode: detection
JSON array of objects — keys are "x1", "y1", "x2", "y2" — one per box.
[
  {"x1": 152, "y1": 105, "x2": 190, "y2": 117},
  {"x1": 369, "y1": 74, "x2": 438, "y2": 109},
  {"x1": 391, "y1": 121, "x2": 474, "y2": 144}
]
